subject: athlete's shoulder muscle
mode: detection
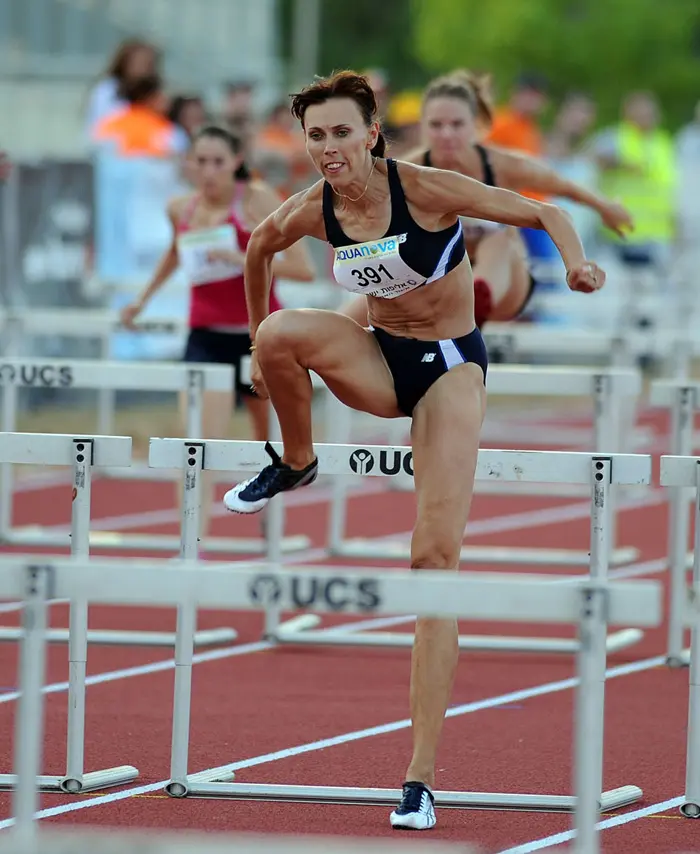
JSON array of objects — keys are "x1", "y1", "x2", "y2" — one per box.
[{"x1": 251, "y1": 181, "x2": 325, "y2": 253}]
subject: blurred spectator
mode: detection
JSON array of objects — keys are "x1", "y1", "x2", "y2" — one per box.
[
  {"x1": 485, "y1": 72, "x2": 560, "y2": 313},
  {"x1": 169, "y1": 95, "x2": 208, "y2": 187},
  {"x1": 385, "y1": 91, "x2": 422, "y2": 157},
  {"x1": 169, "y1": 95, "x2": 208, "y2": 141},
  {"x1": 0, "y1": 150, "x2": 10, "y2": 181},
  {"x1": 485, "y1": 72, "x2": 550, "y2": 167},
  {"x1": 85, "y1": 39, "x2": 161, "y2": 136},
  {"x1": 92, "y1": 74, "x2": 189, "y2": 158},
  {"x1": 676, "y1": 99, "x2": 700, "y2": 250},
  {"x1": 591, "y1": 91, "x2": 678, "y2": 348},
  {"x1": 364, "y1": 68, "x2": 391, "y2": 120},
  {"x1": 253, "y1": 102, "x2": 311, "y2": 197},
  {"x1": 547, "y1": 93, "x2": 599, "y2": 253},
  {"x1": 222, "y1": 80, "x2": 256, "y2": 157},
  {"x1": 547, "y1": 93, "x2": 597, "y2": 159},
  {"x1": 591, "y1": 91, "x2": 677, "y2": 265}
]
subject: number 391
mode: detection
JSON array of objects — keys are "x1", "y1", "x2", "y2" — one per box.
[{"x1": 350, "y1": 263, "x2": 394, "y2": 288}]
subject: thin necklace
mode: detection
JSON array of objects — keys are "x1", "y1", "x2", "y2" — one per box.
[{"x1": 332, "y1": 157, "x2": 377, "y2": 203}]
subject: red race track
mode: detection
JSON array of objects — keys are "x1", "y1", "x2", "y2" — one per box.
[{"x1": 0, "y1": 406, "x2": 694, "y2": 853}]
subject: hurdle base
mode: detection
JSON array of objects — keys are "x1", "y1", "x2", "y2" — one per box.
[
  {"x1": 179, "y1": 781, "x2": 642, "y2": 813},
  {"x1": 165, "y1": 765, "x2": 237, "y2": 798},
  {"x1": 0, "y1": 764, "x2": 138, "y2": 794},
  {"x1": 666, "y1": 649, "x2": 691, "y2": 668},
  {"x1": 329, "y1": 540, "x2": 639, "y2": 567},
  {"x1": 273, "y1": 625, "x2": 644, "y2": 656},
  {"x1": 0, "y1": 626, "x2": 237, "y2": 648},
  {"x1": 680, "y1": 800, "x2": 700, "y2": 818},
  {"x1": 3, "y1": 528, "x2": 311, "y2": 556}
]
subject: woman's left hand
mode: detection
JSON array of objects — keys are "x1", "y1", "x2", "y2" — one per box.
[{"x1": 566, "y1": 262, "x2": 606, "y2": 294}]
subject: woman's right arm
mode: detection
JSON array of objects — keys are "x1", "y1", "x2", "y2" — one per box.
[
  {"x1": 120, "y1": 198, "x2": 182, "y2": 328},
  {"x1": 245, "y1": 187, "x2": 322, "y2": 341}
]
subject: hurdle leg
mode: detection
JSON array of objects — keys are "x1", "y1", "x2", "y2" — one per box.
[
  {"x1": 326, "y1": 393, "x2": 353, "y2": 556},
  {"x1": 680, "y1": 463, "x2": 700, "y2": 818},
  {"x1": 165, "y1": 443, "x2": 234, "y2": 797},
  {"x1": 62, "y1": 440, "x2": 139, "y2": 793},
  {"x1": 573, "y1": 461, "x2": 613, "y2": 854},
  {"x1": 0, "y1": 381, "x2": 18, "y2": 543},
  {"x1": 667, "y1": 387, "x2": 694, "y2": 666},
  {"x1": 11, "y1": 565, "x2": 51, "y2": 841}
]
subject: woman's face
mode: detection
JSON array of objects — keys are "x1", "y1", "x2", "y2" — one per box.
[
  {"x1": 124, "y1": 46, "x2": 156, "y2": 80},
  {"x1": 303, "y1": 97, "x2": 378, "y2": 186},
  {"x1": 422, "y1": 96, "x2": 476, "y2": 156},
  {"x1": 193, "y1": 136, "x2": 239, "y2": 196}
]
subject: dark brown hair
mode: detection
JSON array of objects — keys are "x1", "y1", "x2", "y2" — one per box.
[
  {"x1": 423, "y1": 69, "x2": 494, "y2": 129},
  {"x1": 290, "y1": 70, "x2": 386, "y2": 157},
  {"x1": 104, "y1": 39, "x2": 160, "y2": 83},
  {"x1": 194, "y1": 125, "x2": 251, "y2": 181}
]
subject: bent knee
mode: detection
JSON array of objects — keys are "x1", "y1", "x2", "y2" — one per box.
[{"x1": 256, "y1": 309, "x2": 311, "y2": 357}]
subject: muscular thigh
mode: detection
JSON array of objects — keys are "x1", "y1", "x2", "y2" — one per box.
[
  {"x1": 410, "y1": 362, "x2": 486, "y2": 565},
  {"x1": 256, "y1": 308, "x2": 402, "y2": 419}
]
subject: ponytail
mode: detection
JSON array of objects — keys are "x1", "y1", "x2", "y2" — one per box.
[{"x1": 371, "y1": 131, "x2": 386, "y2": 158}]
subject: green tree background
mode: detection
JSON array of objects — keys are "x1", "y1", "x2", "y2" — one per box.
[
  {"x1": 412, "y1": 0, "x2": 700, "y2": 128},
  {"x1": 279, "y1": 0, "x2": 700, "y2": 129}
]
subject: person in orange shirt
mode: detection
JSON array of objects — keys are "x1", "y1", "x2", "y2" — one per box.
[
  {"x1": 92, "y1": 74, "x2": 189, "y2": 158},
  {"x1": 486, "y1": 73, "x2": 563, "y2": 318}
]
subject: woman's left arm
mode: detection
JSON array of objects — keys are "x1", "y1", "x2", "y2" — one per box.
[
  {"x1": 249, "y1": 182, "x2": 316, "y2": 282},
  {"x1": 411, "y1": 164, "x2": 604, "y2": 293},
  {"x1": 492, "y1": 148, "x2": 634, "y2": 238}
]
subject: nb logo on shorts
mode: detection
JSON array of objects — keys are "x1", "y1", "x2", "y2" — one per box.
[{"x1": 421, "y1": 353, "x2": 436, "y2": 363}]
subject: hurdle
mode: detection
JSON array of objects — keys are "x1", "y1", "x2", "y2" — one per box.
[
  {"x1": 0, "y1": 433, "x2": 141, "y2": 794},
  {"x1": 0, "y1": 550, "x2": 660, "y2": 853},
  {"x1": 325, "y1": 365, "x2": 641, "y2": 569},
  {"x1": 0, "y1": 356, "x2": 309, "y2": 557},
  {"x1": 150, "y1": 439, "x2": 648, "y2": 659},
  {"x1": 0, "y1": 306, "x2": 186, "y2": 438},
  {"x1": 649, "y1": 379, "x2": 700, "y2": 666},
  {"x1": 660, "y1": 454, "x2": 700, "y2": 819},
  {"x1": 0, "y1": 431, "x2": 237, "y2": 648}
]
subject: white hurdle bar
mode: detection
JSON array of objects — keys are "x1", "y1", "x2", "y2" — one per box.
[
  {"x1": 659, "y1": 455, "x2": 700, "y2": 818},
  {"x1": 0, "y1": 357, "x2": 309, "y2": 556},
  {"x1": 326, "y1": 366, "x2": 641, "y2": 569},
  {"x1": 0, "y1": 431, "x2": 237, "y2": 648},
  {"x1": 149, "y1": 438, "x2": 649, "y2": 659},
  {"x1": 0, "y1": 433, "x2": 140, "y2": 794},
  {"x1": 649, "y1": 380, "x2": 700, "y2": 666},
  {"x1": 0, "y1": 555, "x2": 661, "y2": 854},
  {"x1": 0, "y1": 306, "x2": 186, "y2": 437}
]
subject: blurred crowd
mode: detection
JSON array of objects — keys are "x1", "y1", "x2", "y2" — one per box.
[
  {"x1": 83, "y1": 39, "x2": 700, "y2": 270},
  {"x1": 3, "y1": 36, "x2": 698, "y2": 340}
]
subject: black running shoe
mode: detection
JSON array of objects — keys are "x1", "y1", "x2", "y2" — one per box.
[
  {"x1": 223, "y1": 442, "x2": 318, "y2": 515},
  {"x1": 389, "y1": 781, "x2": 437, "y2": 830}
]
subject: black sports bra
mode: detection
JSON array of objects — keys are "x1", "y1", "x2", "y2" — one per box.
[
  {"x1": 322, "y1": 158, "x2": 466, "y2": 301},
  {"x1": 423, "y1": 144, "x2": 497, "y2": 187}
]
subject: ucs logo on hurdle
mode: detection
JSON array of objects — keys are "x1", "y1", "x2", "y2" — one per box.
[
  {"x1": 0, "y1": 363, "x2": 73, "y2": 388},
  {"x1": 249, "y1": 573, "x2": 381, "y2": 613},
  {"x1": 348, "y1": 448, "x2": 413, "y2": 477}
]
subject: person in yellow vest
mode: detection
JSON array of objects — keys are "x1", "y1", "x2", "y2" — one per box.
[
  {"x1": 592, "y1": 91, "x2": 677, "y2": 265},
  {"x1": 591, "y1": 91, "x2": 678, "y2": 361}
]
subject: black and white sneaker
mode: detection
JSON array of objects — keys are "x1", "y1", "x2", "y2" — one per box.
[
  {"x1": 389, "y1": 781, "x2": 437, "y2": 830},
  {"x1": 223, "y1": 441, "x2": 318, "y2": 515}
]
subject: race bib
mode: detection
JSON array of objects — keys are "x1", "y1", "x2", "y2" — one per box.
[
  {"x1": 333, "y1": 233, "x2": 426, "y2": 300},
  {"x1": 178, "y1": 224, "x2": 242, "y2": 285}
]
